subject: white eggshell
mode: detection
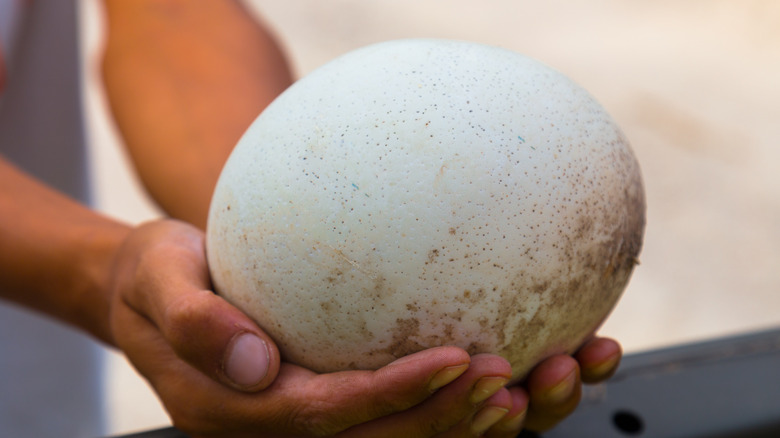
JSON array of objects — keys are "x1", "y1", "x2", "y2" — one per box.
[{"x1": 206, "y1": 39, "x2": 645, "y2": 382}]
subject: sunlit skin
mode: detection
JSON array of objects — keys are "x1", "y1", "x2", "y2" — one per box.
[{"x1": 0, "y1": 1, "x2": 622, "y2": 436}]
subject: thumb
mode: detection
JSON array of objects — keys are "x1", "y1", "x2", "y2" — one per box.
[
  {"x1": 161, "y1": 289, "x2": 281, "y2": 392},
  {"x1": 114, "y1": 219, "x2": 280, "y2": 392}
]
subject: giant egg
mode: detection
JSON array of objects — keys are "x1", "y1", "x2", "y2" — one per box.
[{"x1": 206, "y1": 39, "x2": 645, "y2": 382}]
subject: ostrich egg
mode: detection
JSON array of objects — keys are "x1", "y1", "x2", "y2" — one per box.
[{"x1": 206, "y1": 39, "x2": 645, "y2": 382}]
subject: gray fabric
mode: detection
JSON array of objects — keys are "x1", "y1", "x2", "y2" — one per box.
[
  {"x1": 0, "y1": 304, "x2": 106, "y2": 437},
  {"x1": 0, "y1": 1, "x2": 106, "y2": 437},
  {"x1": 0, "y1": 1, "x2": 90, "y2": 199}
]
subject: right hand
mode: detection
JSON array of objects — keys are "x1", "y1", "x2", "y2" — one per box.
[{"x1": 107, "y1": 219, "x2": 518, "y2": 437}]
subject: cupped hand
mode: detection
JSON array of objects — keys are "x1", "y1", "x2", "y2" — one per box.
[
  {"x1": 107, "y1": 219, "x2": 524, "y2": 437},
  {"x1": 107, "y1": 220, "x2": 621, "y2": 437},
  {"x1": 488, "y1": 336, "x2": 622, "y2": 435}
]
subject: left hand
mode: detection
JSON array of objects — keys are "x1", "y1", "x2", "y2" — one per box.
[{"x1": 485, "y1": 336, "x2": 622, "y2": 436}]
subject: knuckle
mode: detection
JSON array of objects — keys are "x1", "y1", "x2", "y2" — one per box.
[
  {"x1": 124, "y1": 243, "x2": 173, "y2": 303},
  {"x1": 166, "y1": 403, "x2": 220, "y2": 436},
  {"x1": 406, "y1": 397, "x2": 475, "y2": 436},
  {"x1": 162, "y1": 379, "x2": 243, "y2": 437},
  {"x1": 162, "y1": 294, "x2": 199, "y2": 341},
  {"x1": 369, "y1": 392, "x2": 420, "y2": 419},
  {"x1": 418, "y1": 416, "x2": 453, "y2": 436},
  {"x1": 160, "y1": 292, "x2": 216, "y2": 359},
  {"x1": 296, "y1": 402, "x2": 348, "y2": 436},
  {"x1": 287, "y1": 390, "x2": 362, "y2": 437},
  {"x1": 425, "y1": 404, "x2": 476, "y2": 436}
]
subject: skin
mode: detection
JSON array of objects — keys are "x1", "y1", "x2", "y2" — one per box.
[{"x1": 0, "y1": 1, "x2": 622, "y2": 436}]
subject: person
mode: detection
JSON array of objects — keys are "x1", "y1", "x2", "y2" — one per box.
[{"x1": 0, "y1": 1, "x2": 622, "y2": 436}]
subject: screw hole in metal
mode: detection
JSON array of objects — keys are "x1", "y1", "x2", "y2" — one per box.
[{"x1": 613, "y1": 409, "x2": 644, "y2": 435}]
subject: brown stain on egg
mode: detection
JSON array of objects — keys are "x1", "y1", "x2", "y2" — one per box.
[
  {"x1": 326, "y1": 268, "x2": 345, "y2": 284},
  {"x1": 380, "y1": 317, "x2": 425, "y2": 358},
  {"x1": 457, "y1": 287, "x2": 487, "y2": 304},
  {"x1": 427, "y1": 248, "x2": 440, "y2": 264},
  {"x1": 465, "y1": 342, "x2": 482, "y2": 355},
  {"x1": 594, "y1": 167, "x2": 646, "y2": 288}
]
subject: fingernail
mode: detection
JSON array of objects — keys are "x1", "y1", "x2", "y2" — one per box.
[
  {"x1": 584, "y1": 354, "x2": 620, "y2": 381},
  {"x1": 224, "y1": 333, "x2": 269, "y2": 388},
  {"x1": 428, "y1": 364, "x2": 469, "y2": 392},
  {"x1": 544, "y1": 370, "x2": 577, "y2": 404},
  {"x1": 471, "y1": 406, "x2": 509, "y2": 435},
  {"x1": 495, "y1": 408, "x2": 527, "y2": 432},
  {"x1": 469, "y1": 376, "x2": 509, "y2": 404}
]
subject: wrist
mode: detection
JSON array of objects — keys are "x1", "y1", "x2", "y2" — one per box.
[
  {"x1": 0, "y1": 159, "x2": 134, "y2": 346},
  {"x1": 72, "y1": 217, "x2": 132, "y2": 347}
]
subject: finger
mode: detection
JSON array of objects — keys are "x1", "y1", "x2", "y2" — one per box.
[
  {"x1": 170, "y1": 347, "x2": 472, "y2": 436},
  {"x1": 460, "y1": 388, "x2": 512, "y2": 437},
  {"x1": 278, "y1": 346, "x2": 472, "y2": 436},
  {"x1": 485, "y1": 386, "x2": 529, "y2": 437},
  {"x1": 116, "y1": 220, "x2": 280, "y2": 391},
  {"x1": 161, "y1": 349, "x2": 474, "y2": 437},
  {"x1": 522, "y1": 355, "x2": 582, "y2": 432},
  {"x1": 575, "y1": 336, "x2": 622, "y2": 383},
  {"x1": 341, "y1": 353, "x2": 513, "y2": 438},
  {"x1": 158, "y1": 289, "x2": 281, "y2": 391}
]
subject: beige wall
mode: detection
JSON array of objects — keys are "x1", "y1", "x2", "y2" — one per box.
[{"x1": 79, "y1": 0, "x2": 780, "y2": 434}]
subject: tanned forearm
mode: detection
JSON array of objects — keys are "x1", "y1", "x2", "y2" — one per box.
[
  {"x1": 0, "y1": 0, "x2": 293, "y2": 358},
  {"x1": 101, "y1": 0, "x2": 293, "y2": 229},
  {"x1": 0, "y1": 157, "x2": 129, "y2": 346}
]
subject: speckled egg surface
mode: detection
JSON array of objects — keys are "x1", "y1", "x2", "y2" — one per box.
[{"x1": 206, "y1": 39, "x2": 645, "y2": 382}]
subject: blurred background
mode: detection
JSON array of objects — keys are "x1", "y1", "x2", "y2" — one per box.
[{"x1": 78, "y1": 0, "x2": 780, "y2": 435}]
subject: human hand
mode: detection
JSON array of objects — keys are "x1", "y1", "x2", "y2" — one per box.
[
  {"x1": 107, "y1": 219, "x2": 524, "y2": 437},
  {"x1": 496, "y1": 336, "x2": 622, "y2": 435}
]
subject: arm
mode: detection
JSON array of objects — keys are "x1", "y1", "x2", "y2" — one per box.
[
  {"x1": 0, "y1": 157, "x2": 127, "y2": 345},
  {"x1": 101, "y1": 0, "x2": 293, "y2": 228}
]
